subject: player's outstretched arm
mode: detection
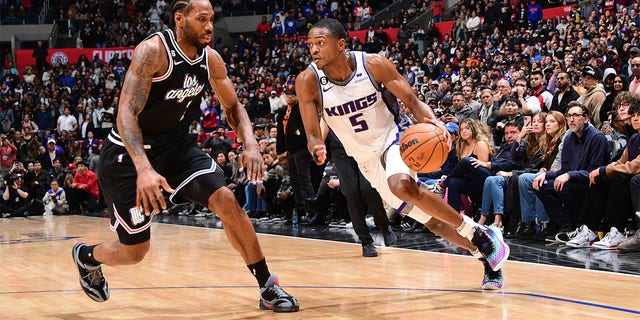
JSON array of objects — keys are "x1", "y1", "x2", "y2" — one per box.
[
  {"x1": 366, "y1": 54, "x2": 437, "y2": 125},
  {"x1": 296, "y1": 68, "x2": 326, "y2": 165},
  {"x1": 118, "y1": 36, "x2": 174, "y2": 215},
  {"x1": 366, "y1": 54, "x2": 449, "y2": 144},
  {"x1": 206, "y1": 47, "x2": 263, "y2": 182}
]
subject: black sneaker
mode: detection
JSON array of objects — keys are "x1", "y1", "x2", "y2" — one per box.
[
  {"x1": 516, "y1": 221, "x2": 536, "y2": 239},
  {"x1": 381, "y1": 225, "x2": 397, "y2": 246},
  {"x1": 362, "y1": 242, "x2": 378, "y2": 257},
  {"x1": 259, "y1": 275, "x2": 299, "y2": 312},
  {"x1": 72, "y1": 243, "x2": 109, "y2": 302},
  {"x1": 531, "y1": 222, "x2": 559, "y2": 242}
]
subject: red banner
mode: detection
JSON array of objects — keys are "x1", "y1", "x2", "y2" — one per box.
[
  {"x1": 433, "y1": 5, "x2": 572, "y2": 41},
  {"x1": 15, "y1": 47, "x2": 134, "y2": 75},
  {"x1": 542, "y1": 5, "x2": 572, "y2": 20},
  {"x1": 348, "y1": 27, "x2": 399, "y2": 45}
]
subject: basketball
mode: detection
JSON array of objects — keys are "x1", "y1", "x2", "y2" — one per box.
[{"x1": 399, "y1": 123, "x2": 450, "y2": 173}]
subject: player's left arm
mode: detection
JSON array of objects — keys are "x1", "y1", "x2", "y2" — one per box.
[
  {"x1": 296, "y1": 68, "x2": 326, "y2": 165},
  {"x1": 366, "y1": 54, "x2": 438, "y2": 125},
  {"x1": 206, "y1": 47, "x2": 263, "y2": 182}
]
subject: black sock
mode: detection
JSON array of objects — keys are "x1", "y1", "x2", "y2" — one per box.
[
  {"x1": 79, "y1": 244, "x2": 101, "y2": 266},
  {"x1": 247, "y1": 258, "x2": 270, "y2": 287}
]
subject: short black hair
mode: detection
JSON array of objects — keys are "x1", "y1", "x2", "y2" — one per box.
[
  {"x1": 171, "y1": 0, "x2": 194, "y2": 28},
  {"x1": 172, "y1": 0, "x2": 193, "y2": 15},
  {"x1": 629, "y1": 100, "x2": 640, "y2": 116},
  {"x1": 310, "y1": 18, "x2": 348, "y2": 41}
]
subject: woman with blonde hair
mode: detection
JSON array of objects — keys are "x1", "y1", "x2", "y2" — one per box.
[{"x1": 428, "y1": 119, "x2": 511, "y2": 213}]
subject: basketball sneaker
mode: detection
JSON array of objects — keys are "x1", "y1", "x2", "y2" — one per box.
[
  {"x1": 592, "y1": 227, "x2": 624, "y2": 250},
  {"x1": 72, "y1": 243, "x2": 109, "y2": 302},
  {"x1": 555, "y1": 226, "x2": 583, "y2": 243},
  {"x1": 618, "y1": 231, "x2": 640, "y2": 252},
  {"x1": 362, "y1": 242, "x2": 378, "y2": 257},
  {"x1": 471, "y1": 225, "x2": 510, "y2": 271},
  {"x1": 566, "y1": 225, "x2": 598, "y2": 248},
  {"x1": 426, "y1": 182, "x2": 445, "y2": 198},
  {"x1": 259, "y1": 275, "x2": 299, "y2": 312},
  {"x1": 479, "y1": 258, "x2": 503, "y2": 290},
  {"x1": 381, "y1": 225, "x2": 397, "y2": 247}
]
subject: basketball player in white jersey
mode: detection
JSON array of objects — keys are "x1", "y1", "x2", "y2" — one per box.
[
  {"x1": 71, "y1": 0, "x2": 298, "y2": 312},
  {"x1": 296, "y1": 18, "x2": 509, "y2": 289}
]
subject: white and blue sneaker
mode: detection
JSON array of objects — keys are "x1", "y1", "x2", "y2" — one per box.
[{"x1": 471, "y1": 225, "x2": 510, "y2": 271}]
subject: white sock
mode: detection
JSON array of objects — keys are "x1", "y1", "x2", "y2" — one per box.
[
  {"x1": 455, "y1": 215, "x2": 478, "y2": 241},
  {"x1": 470, "y1": 249, "x2": 482, "y2": 259}
]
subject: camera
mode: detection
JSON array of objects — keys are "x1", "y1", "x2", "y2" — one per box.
[
  {"x1": 7, "y1": 173, "x2": 22, "y2": 184},
  {"x1": 433, "y1": 108, "x2": 445, "y2": 117}
]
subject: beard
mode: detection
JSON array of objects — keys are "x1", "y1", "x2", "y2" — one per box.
[{"x1": 182, "y1": 24, "x2": 211, "y2": 49}]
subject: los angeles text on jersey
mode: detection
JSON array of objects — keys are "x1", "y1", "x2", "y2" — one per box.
[
  {"x1": 324, "y1": 92, "x2": 377, "y2": 117},
  {"x1": 165, "y1": 74, "x2": 205, "y2": 103}
]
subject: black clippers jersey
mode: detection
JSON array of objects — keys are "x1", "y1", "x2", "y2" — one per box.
[{"x1": 137, "y1": 29, "x2": 209, "y2": 136}]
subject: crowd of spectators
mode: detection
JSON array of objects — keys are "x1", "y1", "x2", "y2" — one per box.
[{"x1": 1, "y1": 0, "x2": 640, "y2": 252}]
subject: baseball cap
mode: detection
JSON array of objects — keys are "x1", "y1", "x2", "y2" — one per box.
[
  {"x1": 608, "y1": 48, "x2": 618, "y2": 55},
  {"x1": 284, "y1": 82, "x2": 295, "y2": 94},
  {"x1": 270, "y1": 90, "x2": 276, "y2": 95},
  {"x1": 582, "y1": 66, "x2": 602, "y2": 80},
  {"x1": 445, "y1": 122, "x2": 459, "y2": 134},
  {"x1": 47, "y1": 138, "x2": 56, "y2": 144},
  {"x1": 67, "y1": 163, "x2": 76, "y2": 169},
  {"x1": 630, "y1": 47, "x2": 640, "y2": 54}
]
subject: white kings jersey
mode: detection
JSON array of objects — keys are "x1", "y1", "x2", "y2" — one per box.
[{"x1": 309, "y1": 51, "x2": 409, "y2": 162}]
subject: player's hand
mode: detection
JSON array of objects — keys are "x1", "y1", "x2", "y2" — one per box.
[
  {"x1": 588, "y1": 168, "x2": 600, "y2": 185},
  {"x1": 241, "y1": 145, "x2": 264, "y2": 183},
  {"x1": 312, "y1": 144, "x2": 327, "y2": 165},
  {"x1": 136, "y1": 168, "x2": 174, "y2": 216},
  {"x1": 423, "y1": 117, "x2": 451, "y2": 150}
]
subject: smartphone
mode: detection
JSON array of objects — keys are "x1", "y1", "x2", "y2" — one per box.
[{"x1": 524, "y1": 116, "x2": 531, "y2": 126}]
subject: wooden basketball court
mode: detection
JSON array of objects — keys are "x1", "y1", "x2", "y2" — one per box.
[{"x1": 1, "y1": 215, "x2": 638, "y2": 319}]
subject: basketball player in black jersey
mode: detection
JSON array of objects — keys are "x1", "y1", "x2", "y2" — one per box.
[{"x1": 71, "y1": 0, "x2": 299, "y2": 312}]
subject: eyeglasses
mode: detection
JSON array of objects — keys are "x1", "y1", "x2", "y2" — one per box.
[
  {"x1": 617, "y1": 103, "x2": 630, "y2": 109},
  {"x1": 565, "y1": 113, "x2": 585, "y2": 119}
]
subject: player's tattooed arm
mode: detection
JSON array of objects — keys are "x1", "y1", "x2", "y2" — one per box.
[{"x1": 117, "y1": 37, "x2": 165, "y2": 171}]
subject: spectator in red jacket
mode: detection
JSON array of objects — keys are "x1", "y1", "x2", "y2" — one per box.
[
  {"x1": 0, "y1": 133, "x2": 18, "y2": 177},
  {"x1": 69, "y1": 161, "x2": 100, "y2": 214}
]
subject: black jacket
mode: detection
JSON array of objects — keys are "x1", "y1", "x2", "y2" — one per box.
[
  {"x1": 276, "y1": 102, "x2": 308, "y2": 155},
  {"x1": 550, "y1": 87, "x2": 580, "y2": 114}
]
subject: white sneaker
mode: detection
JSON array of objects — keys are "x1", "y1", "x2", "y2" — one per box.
[
  {"x1": 426, "y1": 183, "x2": 445, "y2": 198},
  {"x1": 490, "y1": 223, "x2": 504, "y2": 234},
  {"x1": 592, "y1": 227, "x2": 625, "y2": 250},
  {"x1": 566, "y1": 225, "x2": 598, "y2": 248},
  {"x1": 555, "y1": 226, "x2": 582, "y2": 243}
]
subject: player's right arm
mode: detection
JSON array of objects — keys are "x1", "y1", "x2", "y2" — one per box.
[
  {"x1": 296, "y1": 68, "x2": 326, "y2": 165},
  {"x1": 117, "y1": 36, "x2": 174, "y2": 215}
]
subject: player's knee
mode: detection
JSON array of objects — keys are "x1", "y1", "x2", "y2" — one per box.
[
  {"x1": 120, "y1": 243, "x2": 149, "y2": 264},
  {"x1": 208, "y1": 187, "x2": 238, "y2": 212},
  {"x1": 388, "y1": 174, "x2": 420, "y2": 202}
]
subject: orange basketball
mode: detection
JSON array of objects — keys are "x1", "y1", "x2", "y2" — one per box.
[{"x1": 399, "y1": 123, "x2": 450, "y2": 173}]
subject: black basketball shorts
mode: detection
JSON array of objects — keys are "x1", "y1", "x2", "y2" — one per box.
[{"x1": 99, "y1": 132, "x2": 226, "y2": 245}]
